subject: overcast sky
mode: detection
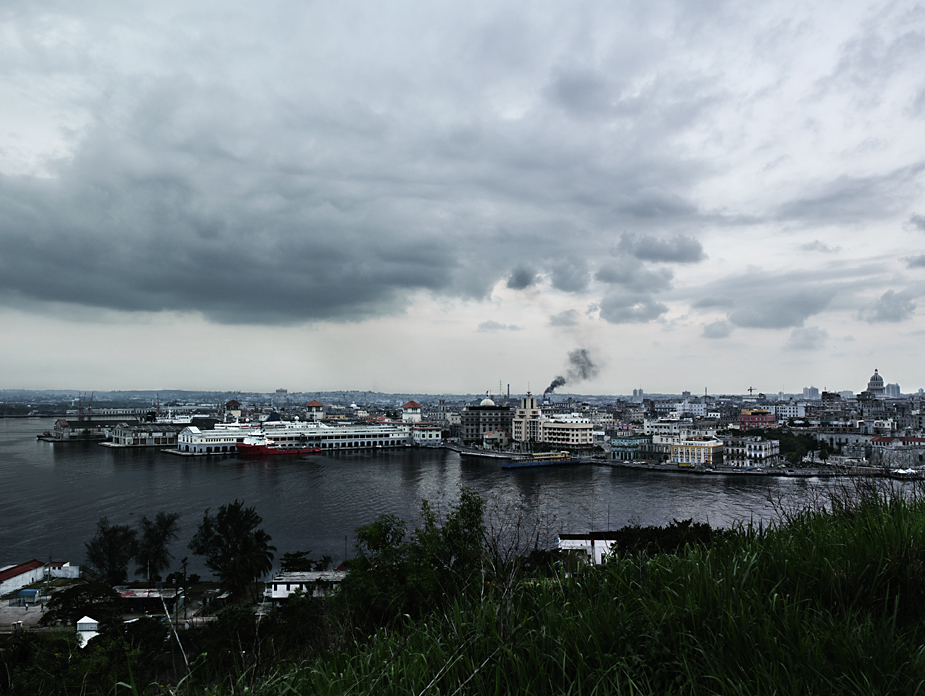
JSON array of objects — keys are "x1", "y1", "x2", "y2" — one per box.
[{"x1": 2, "y1": 0, "x2": 924, "y2": 396}]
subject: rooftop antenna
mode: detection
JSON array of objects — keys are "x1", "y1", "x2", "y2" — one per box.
[{"x1": 748, "y1": 386, "x2": 755, "y2": 396}]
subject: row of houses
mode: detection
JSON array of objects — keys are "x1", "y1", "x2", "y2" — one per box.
[{"x1": 611, "y1": 419, "x2": 782, "y2": 468}]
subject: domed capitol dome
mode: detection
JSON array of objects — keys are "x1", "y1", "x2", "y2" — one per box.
[{"x1": 867, "y1": 369, "x2": 885, "y2": 396}]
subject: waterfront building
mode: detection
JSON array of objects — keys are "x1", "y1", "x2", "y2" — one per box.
[
  {"x1": 511, "y1": 393, "x2": 594, "y2": 448},
  {"x1": 305, "y1": 400, "x2": 325, "y2": 421},
  {"x1": 482, "y1": 429, "x2": 512, "y2": 449},
  {"x1": 869, "y1": 436, "x2": 925, "y2": 467},
  {"x1": 610, "y1": 434, "x2": 653, "y2": 461},
  {"x1": 670, "y1": 438, "x2": 723, "y2": 467},
  {"x1": 51, "y1": 416, "x2": 137, "y2": 441},
  {"x1": 108, "y1": 423, "x2": 185, "y2": 448},
  {"x1": 461, "y1": 397, "x2": 513, "y2": 444},
  {"x1": 540, "y1": 415, "x2": 594, "y2": 448},
  {"x1": 411, "y1": 423, "x2": 443, "y2": 446},
  {"x1": 719, "y1": 435, "x2": 780, "y2": 468},
  {"x1": 745, "y1": 438, "x2": 780, "y2": 467},
  {"x1": 174, "y1": 421, "x2": 415, "y2": 455},
  {"x1": 512, "y1": 393, "x2": 543, "y2": 442}
]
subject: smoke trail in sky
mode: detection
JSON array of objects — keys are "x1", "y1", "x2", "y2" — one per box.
[{"x1": 544, "y1": 348, "x2": 600, "y2": 395}]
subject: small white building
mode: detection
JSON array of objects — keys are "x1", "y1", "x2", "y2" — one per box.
[
  {"x1": 558, "y1": 534, "x2": 618, "y2": 565},
  {"x1": 76, "y1": 616, "x2": 99, "y2": 648},
  {"x1": 267, "y1": 571, "x2": 347, "y2": 601},
  {"x1": 412, "y1": 423, "x2": 443, "y2": 446}
]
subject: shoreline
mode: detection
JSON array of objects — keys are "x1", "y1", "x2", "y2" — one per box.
[{"x1": 446, "y1": 444, "x2": 917, "y2": 480}]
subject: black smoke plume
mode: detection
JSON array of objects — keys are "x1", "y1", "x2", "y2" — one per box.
[
  {"x1": 544, "y1": 348, "x2": 600, "y2": 395},
  {"x1": 544, "y1": 376, "x2": 566, "y2": 395}
]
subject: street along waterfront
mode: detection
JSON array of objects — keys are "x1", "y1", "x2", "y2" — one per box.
[{"x1": 0, "y1": 418, "x2": 832, "y2": 576}]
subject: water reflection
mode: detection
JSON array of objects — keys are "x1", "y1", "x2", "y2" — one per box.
[{"x1": 1, "y1": 418, "x2": 832, "y2": 576}]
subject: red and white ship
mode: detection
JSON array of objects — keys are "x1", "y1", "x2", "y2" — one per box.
[{"x1": 236, "y1": 432, "x2": 322, "y2": 457}]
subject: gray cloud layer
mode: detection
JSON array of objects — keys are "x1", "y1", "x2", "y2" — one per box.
[
  {"x1": 0, "y1": 0, "x2": 923, "y2": 334},
  {"x1": 858, "y1": 290, "x2": 916, "y2": 323}
]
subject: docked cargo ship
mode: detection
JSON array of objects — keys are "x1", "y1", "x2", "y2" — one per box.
[
  {"x1": 236, "y1": 432, "x2": 322, "y2": 456},
  {"x1": 501, "y1": 451, "x2": 581, "y2": 469}
]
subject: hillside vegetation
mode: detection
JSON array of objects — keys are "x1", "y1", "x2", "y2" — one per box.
[{"x1": 5, "y1": 481, "x2": 925, "y2": 695}]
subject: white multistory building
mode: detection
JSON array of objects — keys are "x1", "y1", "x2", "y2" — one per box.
[
  {"x1": 512, "y1": 393, "x2": 594, "y2": 448},
  {"x1": 174, "y1": 421, "x2": 419, "y2": 455}
]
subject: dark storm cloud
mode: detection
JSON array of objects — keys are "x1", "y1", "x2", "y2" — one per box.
[
  {"x1": 904, "y1": 255, "x2": 925, "y2": 268},
  {"x1": 1, "y1": 0, "x2": 921, "y2": 337},
  {"x1": 506, "y1": 266, "x2": 537, "y2": 290},
  {"x1": 910, "y1": 214, "x2": 925, "y2": 231},
  {"x1": 595, "y1": 261, "x2": 673, "y2": 292},
  {"x1": 549, "y1": 257, "x2": 589, "y2": 293},
  {"x1": 0, "y1": 2, "x2": 735, "y2": 326},
  {"x1": 598, "y1": 292, "x2": 668, "y2": 324},
  {"x1": 0, "y1": 155, "x2": 461, "y2": 324},
  {"x1": 858, "y1": 290, "x2": 916, "y2": 323},
  {"x1": 616, "y1": 233, "x2": 705, "y2": 264}
]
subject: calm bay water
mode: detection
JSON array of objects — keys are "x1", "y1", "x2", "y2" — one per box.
[{"x1": 0, "y1": 418, "x2": 824, "y2": 576}]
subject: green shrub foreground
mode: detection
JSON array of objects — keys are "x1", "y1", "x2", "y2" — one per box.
[
  {"x1": 290, "y1": 488, "x2": 925, "y2": 696},
  {"x1": 6, "y1": 483, "x2": 925, "y2": 695}
]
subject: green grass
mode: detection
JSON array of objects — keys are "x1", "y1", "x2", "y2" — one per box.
[
  {"x1": 273, "y1": 490, "x2": 925, "y2": 695},
  {"x1": 9, "y1": 484, "x2": 925, "y2": 695}
]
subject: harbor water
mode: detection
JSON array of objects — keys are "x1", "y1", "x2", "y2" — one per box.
[{"x1": 0, "y1": 418, "x2": 828, "y2": 575}]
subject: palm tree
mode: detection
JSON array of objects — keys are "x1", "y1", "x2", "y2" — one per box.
[
  {"x1": 189, "y1": 500, "x2": 276, "y2": 601},
  {"x1": 135, "y1": 512, "x2": 181, "y2": 586}
]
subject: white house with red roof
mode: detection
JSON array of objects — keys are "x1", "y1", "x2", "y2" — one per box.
[
  {"x1": 869, "y1": 436, "x2": 925, "y2": 467},
  {"x1": 0, "y1": 560, "x2": 79, "y2": 596},
  {"x1": 305, "y1": 400, "x2": 325, "y2": 421},
  {"x1": 402, "y1": 401, "x2": 422, "y2": 423}
]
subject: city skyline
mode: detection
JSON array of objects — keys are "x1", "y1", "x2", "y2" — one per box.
[{"x1": 2, "y1": 1, "x2": 924, "y2": 394}]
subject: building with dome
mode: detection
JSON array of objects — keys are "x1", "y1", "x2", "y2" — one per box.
[
  {"x1": 866, "y1": 369, "x2": 886, "y2": 398},
  {"x1": 460, "y1": 394, "x2": 513, "y2": 444}
]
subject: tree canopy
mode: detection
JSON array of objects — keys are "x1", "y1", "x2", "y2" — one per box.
[
  {"x1": 340, "y1": 488, "x2": 486, "y2": 625},
  {"x1": 188, "y1": 500, "x2": 275, "y2": 601},
  {"x1": 85, "y1": 517, "x2": 137, "y2": 585},
  {"x1": 135, "y1": 511, "x2": 181, "y2": 586}
]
